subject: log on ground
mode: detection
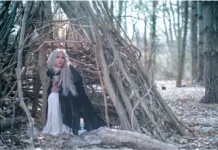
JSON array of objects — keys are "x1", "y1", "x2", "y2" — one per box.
[{"x1": 64, "y1": 127, "x2": 179, "y2": 150}]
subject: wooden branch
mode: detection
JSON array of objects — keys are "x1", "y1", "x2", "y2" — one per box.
[
  {"x1": 98, "y1": 9, "x2": 166, "y2": 140},
  {"x1": 39, "y1": 44, "x2": 49, "y2": 126},
  {"x1": 82, "y1": 68, "x2": 99, "y2": 74},
  {"x1": 31, "y1": 71, "x2": 41, "y2": 118},
  {"x1": 44, "y1": 40, "x2": 87, "y2": 44},
  {"x1": 0, "y1": 114, "x2": 6, "y2": 120},
  {"x1": 49, "y1": 17, "x2": 87, "y2": 23},
  {"x1": 111, "y1": 68, "x2": 141, "y2": 133},
  {"x1": 15, "y1": 1, "x2": 34, "y2": 148},
  {"x1": 64, "y1": 127, "x2": 179, "y2": 150},
  {"x1": 87, "y1": 4, "x2": 131, "y2": 130},
  {"x1": 68, "y1": 57, "x2": 98, "y2": 71},
  {"x1": 136, "y1": 62, "x2": 186, "y2": 136},
  {"x1": 95, "y1": 47, "x2": 109, "y2": 127},
  {"x1": 21, "y1": 21, "x2": 84, "y2": 53},
  {"x1": 0, "y1": 81, "x2": 17, "y2": 103},
  {"x1": 89, "y1": 2, "x2": 163, "y2": 137},
  {"x1": 35, "y1": 1, "x2": 52, "y2": 125},
  {"x1": 0, "y1": 61, "x2": 17, "y2": 75}
]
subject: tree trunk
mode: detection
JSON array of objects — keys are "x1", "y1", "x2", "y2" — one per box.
[
  {"x1": 35, "y1": 1, "x2": 52, "y2": 125},
  {"x1": 163, "y1": 2, "x2": 169, "y2": 43},
  {"x1": 144, "y1": 20, "x2": 149, "y2": 72},
  {"x1": 124, "y1": 1, "x2": 128, "y2": 40},
  {"x1": 166, "y1": 3, "x2": 173, "y2": 41},
  {"x1": 31, "y1": 71, "x2": 41, "y2": 118},
  {"x1": 201, "y1": 2, "x2": 218, "y2": 103},
  {"x1": 148, "y1": 1, "x2": 158, "y2": 80},
  {"x1": 191, "y1": 1, "x2": 198, "y2": 82},
  {"x1": 177, "y1": 1, "x2": 182, "y2": 71},
  {"x1": 64, "y1": 127, "x2": 179, "y2": 150},
  {"x1": 117, "y1": 1, "x2": 123, "y2": 32},
  {"x1": 39, "y1": 46, "x2": 49, "y2": 125},
  {"x1": 110, "y1": 0, "x2": 114, "y2": 23},
  {"x1": 197, "y1": 2, "x2": 204, "y2": 83},
  {"x1": 176, "y1": 2, "x2": 188, "y2": 87},
  {"x1": 170, "y1": 1, "x2": 177, "y2": 39}
]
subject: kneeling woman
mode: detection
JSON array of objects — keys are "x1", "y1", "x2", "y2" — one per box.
[{"x1": 43, "y1": 49, "x2": 106, "y2": 135}]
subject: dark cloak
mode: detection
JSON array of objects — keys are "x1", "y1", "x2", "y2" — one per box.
[{"x1": 46, "y1": 65, "x2": 106, "y2": 135}]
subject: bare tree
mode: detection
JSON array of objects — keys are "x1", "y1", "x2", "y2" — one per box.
[
  {"x1": 170, "y1": 1, "x2": 177, "y2": 39},
  {"x1": 191, "y1": 1, "x2": 198, "y2": 82},
  {"x1": 176, "y1": 2, "x2": 189, "y2": 87},
  {"x1": 177, "y1": 1, "x2": 182, "y2": 66},
  {"x1": 110, "y1": 0, "x2": 114, "y2": 23},
  {"x1": 148, "y1": 1, "x2": 158, "y2": 80},
  {"x1": 163, "y1": 1, "x2": 169, "y2": 43},
  {"x1": 197, "y1": 1, "x2": 204, "y2": 83},
  {"x1": 165, "y1": 3, "x2": 173, "y2": 42},
  {"x1": 117, "y1": 1, "x2": 124, "y2": 32},
  {"x1": 201, "y1": 2, "x2": 218, "y2": 103}
]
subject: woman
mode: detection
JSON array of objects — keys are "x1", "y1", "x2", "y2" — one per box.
[{"x1": 43, "y1": 49, "x2": 106, "y2": 135}]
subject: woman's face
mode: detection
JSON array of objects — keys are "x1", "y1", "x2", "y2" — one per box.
[{"x1": 55, "y1": 52, "x2": 65, "y2": 68}]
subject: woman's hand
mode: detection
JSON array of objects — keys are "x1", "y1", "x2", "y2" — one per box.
[{"x1": 51, "y1": 81, "x2": 61, "y2": 92}]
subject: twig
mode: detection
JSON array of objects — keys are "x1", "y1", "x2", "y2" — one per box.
[
  {"x1": 11, "y1": 91, "x2": 18, "y2": 129},
  {"x1": 0, "y1": 61, "x2": 17, "y2": 75},
  {"x1": 68, "y1": 57, "x2": 98, "y2": 70},
  {"x1": 0, "y1": 81, "x2": 17, "y2": 104},
  {"x1": 95, "y1": 46, "x2": 109, "y2": 127},
  {"x1": 44, "y1": 40, "x2": 87, "y2": 44},
  {"x1": 0, "y1": 114, "x2": 6, "y2": 120},
  {"x1": 49, "y1": 17, "x2": 87, "y2": 23}
]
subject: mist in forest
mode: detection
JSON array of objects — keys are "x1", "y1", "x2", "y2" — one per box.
[{"x1": 111, "y1": 1, "x2": 195, "y2": 82}]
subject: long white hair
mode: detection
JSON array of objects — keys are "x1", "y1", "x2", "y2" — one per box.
[{"x1": 47, "y1": 49, "x2": 77, "y2": 96}]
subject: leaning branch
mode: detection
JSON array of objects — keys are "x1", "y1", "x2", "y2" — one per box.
[{"x1": 15, "y1": 2, "x2": 34, "y2": 148}]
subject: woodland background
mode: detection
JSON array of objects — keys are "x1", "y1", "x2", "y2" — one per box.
[{"x1": 0, "y1": 1, "x2": 218, "y2": 150}]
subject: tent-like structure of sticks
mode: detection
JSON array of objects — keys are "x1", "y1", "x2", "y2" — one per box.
[{"x1": 0, "y1": 1, "x2": 186, "y2": 143}]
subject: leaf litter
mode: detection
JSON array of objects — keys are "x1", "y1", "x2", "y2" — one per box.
[
  {"x1": 157, "y1": 80, "x2": 218, "y2": 150},
  {"x1": 1, "y1": 80, "x2": 218, "y2": 150}
]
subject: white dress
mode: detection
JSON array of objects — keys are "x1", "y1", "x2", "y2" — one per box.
[{"x1": 42, "y1": 92, "x2": 73, "y2": 135}]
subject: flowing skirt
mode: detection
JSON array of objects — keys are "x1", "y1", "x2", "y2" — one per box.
[{"x1": 42, "y1": 92, "x2": 73, "y2": 135}]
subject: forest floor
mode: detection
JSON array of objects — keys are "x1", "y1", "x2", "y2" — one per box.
[
  {"x1": 157, "y1": 80, "x2": 218, "y2": 150},
  {"x1": 1, "y1": 80, "x2": 218, "y2": 150}
]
